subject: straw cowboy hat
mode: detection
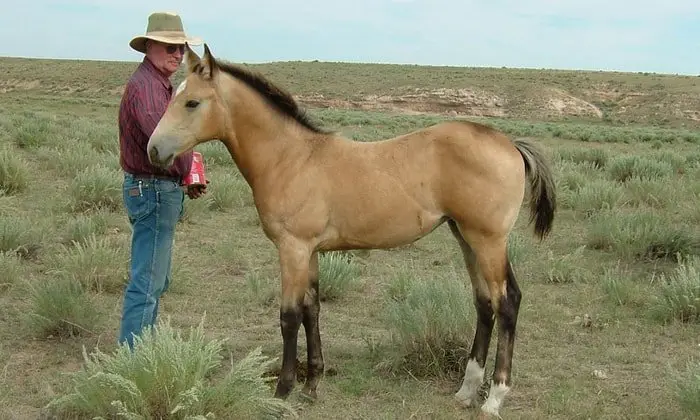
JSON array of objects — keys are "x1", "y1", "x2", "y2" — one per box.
[{"x1": 129, "y1": 12, "x2": 202, "y2": 54}]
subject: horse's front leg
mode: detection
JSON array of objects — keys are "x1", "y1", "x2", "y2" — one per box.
[
  {"x1": 301, "y1": 251, "x2": 323, "y2": 400},
  {"x1": 274, "y1": 240, "x2": 312, "y2": 399}
]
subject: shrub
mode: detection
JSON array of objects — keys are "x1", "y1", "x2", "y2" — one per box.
[
  {"x1": 69, "y1": 164, "x2": 122, "y2": 212},
  {"x1": 608, "y1": 155, "x2": 673, "y2": 183},
  {"x1": 0, "y1": 214, "x2": 42, "y2": 258},
  {"x1": 566, "y1": 179, "x2": 623, "y2": 216},
  {"x1": 546, "y1": 247, "x2": 592, "y2": 284},
  {"x1": 49, "y1": 234, "x2": 128, "y2": 294},
  {"x1": 669, "y1": 358, "x2": 700, "y2": 415},
  {"x1": 650, "y1": 255, "x2": 700, "y2": 324},
  {"x1": 379, "y1": 268, "x2": 472, "y2": 378},
  {"x1": 12, "y1": 114, "x2": 55, "y2": 149},
  {"x1": 0, "y1": 250, "x2": 22, "y2": 292},
  {"x1": 245, "y1": 271, "x2": 278, "y2": 306},
  {"x1": 623, "y1": 176, "x2": 672, "y2": 208},
  {"x1": 588, "y1": 210, "x2": 700, "y2": 261},
  {"x1": 63, "y1": 211, "x2": 109, "y2": 245},
  {"x1": 35, "y1": 142, "x2": 105, "y2": 178},
  {"x1": 319, "y1": 251, "x2": 361, "y2": 301},
  {"x1": 24, "y1": 275, "x2": 102, "y2": 339},
  {"x1": 556, "y1": 147, "x2": 608, "y2": 169},
  {"x1": 45, "y1": 318, "x2": 298, "y2": 419},
  {"x1": 207, "y1": 172, "x2": 251, "y2": 211},
  {"x1": 0, "y1": 146, "x2": 29, "y2": 194}
]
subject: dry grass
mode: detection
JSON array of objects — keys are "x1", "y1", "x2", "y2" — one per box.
[{"x1": 0, "y1": 57, "x2": 699, "y2": 420}]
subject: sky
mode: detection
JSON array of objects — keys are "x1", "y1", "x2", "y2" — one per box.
[{"x1": 1, "y1": 0, "x2": 698, "y2": 75}]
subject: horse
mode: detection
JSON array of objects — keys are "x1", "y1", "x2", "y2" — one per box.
[{"x1": 147, "y1": 43, "x2": 557, "y2": 418}]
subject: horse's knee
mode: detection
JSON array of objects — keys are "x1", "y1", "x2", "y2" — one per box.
[{"x1": 280, "y1": 306, "x2": 302, "y2": 336}]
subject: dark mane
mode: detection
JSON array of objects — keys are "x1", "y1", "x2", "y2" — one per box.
[{"x1": 196, "y1": 61, "x2": 329, "y2": 134}]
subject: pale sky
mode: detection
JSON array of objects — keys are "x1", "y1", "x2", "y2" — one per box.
[{"x1": 1, "y1": 0, "x2": 698, "y2": 75}]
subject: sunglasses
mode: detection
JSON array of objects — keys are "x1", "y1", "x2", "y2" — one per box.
[{"x1": 165, "y1": 44, "x2": 185, "y2": 55}]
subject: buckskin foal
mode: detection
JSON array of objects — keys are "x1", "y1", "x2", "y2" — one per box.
[{"x1": 147, "y1": 43, "x2": 556, "y2": 418}]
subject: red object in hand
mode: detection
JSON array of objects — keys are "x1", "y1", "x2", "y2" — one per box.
[{"x1": 183, "y1": 151, "x2": 207, "y2": 187}]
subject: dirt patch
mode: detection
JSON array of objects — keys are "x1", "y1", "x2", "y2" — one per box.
[
  {"x1": 298, "y1": 87, "x2": 506, "y2": 118},
  {"x1": 298, "y1": 87, "x2": 612, "y2": 120},
  {"x1": 544, "y1": 88, "x2": 603, "y2": 118},
  {"x1": 0, "y1": 79, "x2": 41, "y2": 93},
  {"x1": 682, "y1": 110, "x2": 700, "y2": 121}
]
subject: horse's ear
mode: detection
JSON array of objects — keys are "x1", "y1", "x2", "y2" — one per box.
[
  {"x1": 185, "y1": 42, "x2": 201, "y2": 74},
  {"x1": 200, "y1": 43, "x2": 219, "y2": 80}
]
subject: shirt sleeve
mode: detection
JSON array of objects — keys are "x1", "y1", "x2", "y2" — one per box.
[{"x1": 129, "y1": 80, "x2": 170, "y2": 138}]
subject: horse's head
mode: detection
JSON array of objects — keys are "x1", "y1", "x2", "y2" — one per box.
[{"x1": 147, "y1": 43, "x2": 228, "y2": 169}]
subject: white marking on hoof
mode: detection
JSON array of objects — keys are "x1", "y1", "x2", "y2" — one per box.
[
  {"x1": 480, "y1": 381, "x2": 510, "y2": 419},
  {"x1": 454, "y1": 358, "x2": 484, "y2": 407},
  {"x1": 175, "y1": 80, "x2": 187, "y2": 96}
]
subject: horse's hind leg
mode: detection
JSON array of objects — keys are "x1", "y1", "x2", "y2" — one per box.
[
  {"x1": 301, "y1": 251, "x2": 324, "y2": 400},
  {"x1": 471, "y1": 231, "x2": 522, "y2": 418},
  {"x1": 449, "y1": 220, "x2": 494, "y2": 408}
]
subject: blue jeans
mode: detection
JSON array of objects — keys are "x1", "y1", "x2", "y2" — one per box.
[{"x1": 119, "y1": 173, "x2": 184, "y2": 349}]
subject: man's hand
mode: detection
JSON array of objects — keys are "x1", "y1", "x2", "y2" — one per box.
[{"x1": 185, "y1": 181, "x2": 209, "y2": 199}]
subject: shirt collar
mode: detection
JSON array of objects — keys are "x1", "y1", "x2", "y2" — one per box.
[{"x1": 141, "y1": 56, "x2": 173, "y2": 93}]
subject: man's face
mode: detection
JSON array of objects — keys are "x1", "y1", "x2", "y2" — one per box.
[{"x1": 146, "y1": 41, "x2": 184, "y2": 76}]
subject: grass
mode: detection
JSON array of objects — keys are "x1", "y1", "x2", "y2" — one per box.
[
  {"x1": 670, "y1": 357, "x2": 700, "y2": 416},
  {"x1": 379, "y1": 266, "x2": 473, "y2": 379},
  {"x1": 44, "y1": 318, "x2": 297, "y2": 419},
  {"x1": 0, "y1": 146, "x2": 29, "y2": 194},
  {"x1": 650, "y1": 255, "x2": 700, "y2": 324},
  {"x1": 1, "y1": 57, "x2": 699, "y2": 419},
  {"x1": 24, "y1": 275, "x2": 103, "y2": 339},
  {"x1": 318, "y1": 251, "x2": 362, "y2": 302}
]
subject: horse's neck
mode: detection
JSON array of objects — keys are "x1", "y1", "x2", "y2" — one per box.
[{"x1": 224, "y1": 86, "x2": 312, "y2": 190}]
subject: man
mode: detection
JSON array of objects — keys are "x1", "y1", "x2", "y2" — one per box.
[{"x1": 118, "y1": 12, "x2": 206, "y2": 349}]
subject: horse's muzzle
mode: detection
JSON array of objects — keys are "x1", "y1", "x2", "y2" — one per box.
[{"x1": 148, "y1": 142, "x2": 175, "y2": 169}]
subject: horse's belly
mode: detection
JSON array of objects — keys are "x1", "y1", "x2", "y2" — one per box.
[{"x1": 331, "y1": 206, "x2": 445, "y2": 250}]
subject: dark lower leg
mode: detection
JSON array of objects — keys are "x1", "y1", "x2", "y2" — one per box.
[
  {"x1": 302, "y1": 280, "x2": 324, "y2": 399},
  {"x1": 455, "y1": 292, "x2": 494, "y2": 405},
  {"x1": 492, "y1": 260, "x2": 521, "y2": 386},
  {"x1": 470, "y1": 294, "x2": 495, "y2": 366},
  {"x1": 449, "y1": 220, "x2": 495, "y2": 405},
  {"x1": 274, "y1": 306, "x2": 303, "y2": 398},
  {"x1": 480, "y1": 258, "x2": 521, "y2": 415}
]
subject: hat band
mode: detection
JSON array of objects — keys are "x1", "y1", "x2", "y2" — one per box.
[{"x1": 144, "y1": 30, "x2": 188, "y2": 39}]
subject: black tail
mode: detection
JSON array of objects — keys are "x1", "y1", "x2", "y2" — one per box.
[{"x1": 512, "y1": 138, "x2": 557, "y2": 240}]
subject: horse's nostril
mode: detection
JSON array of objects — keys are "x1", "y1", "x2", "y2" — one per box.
[{"x1": 149, "y1": 146, "x2": 159, "y2": 163}]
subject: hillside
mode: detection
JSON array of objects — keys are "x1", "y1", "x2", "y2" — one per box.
[{"x1": 2, "y1": 56, "x2": 699, "y2": 128}]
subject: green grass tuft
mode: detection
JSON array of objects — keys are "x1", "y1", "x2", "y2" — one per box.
[
  {"x1": 650, "y1": 255, "x2": 700, "y2": 324},
  {"x1": 319, "y1": 251, "x2": 362, "y2": 301},
  {"x1": 44, "y1": 318, "x2": 298, "y2": 419},
  {"x1": 49, "y1": 234, "x2": 128, "y2": 294},
  {"x1": 0, "y1": 146, "x2": 29, "y2": 194},
  {"x1": 588, "y1": 210, "x2": 700, "y2": 261},
  {"x1": 69, "y1": 164, "x2": 122, "y2": 212},
  {"x1": 379, "y1": 267, "x2": 472, "y2": 378},
  {"x1": 24, "y1": 275, "x2": 102, "y2": 339},
  {"x1": 669, "y1": 358, "x2": 700, "y2": 416}
]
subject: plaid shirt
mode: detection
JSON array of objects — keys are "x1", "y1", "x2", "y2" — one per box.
[{"x1": 118, "y1": 57, "x2": 192, "y2": 180}]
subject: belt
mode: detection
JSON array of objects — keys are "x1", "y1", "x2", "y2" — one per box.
[{"x1": 127, "y1": 172, "x2": 181, "y2": 183}]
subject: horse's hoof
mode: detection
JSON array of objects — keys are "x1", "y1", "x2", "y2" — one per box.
[
  {"x1": 477, "y1": 410, "x2": 503, "y2": 420},
  {"x1": 454, "y1": 393, "x2": 476, "y2": 408},
  {"x1": 477, "y1": 407, "x2": 503, "y2": 420},
  {"x1": 274, "y1": 382, "x2": 294, "y2": 399},
  {"x1": 300, "y1": 388, "x2": 318, "y2": 402}
]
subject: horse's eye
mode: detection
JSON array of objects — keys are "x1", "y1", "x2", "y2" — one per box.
[{"x1": 185, "y1": 100, "x2": 200, "y2": 109}]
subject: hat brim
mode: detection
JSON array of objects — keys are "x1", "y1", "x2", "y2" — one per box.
[{"x1": 130, "y1": 34, "x2": 203, "y2": 54}]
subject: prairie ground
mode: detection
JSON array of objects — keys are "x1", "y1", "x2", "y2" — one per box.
[{"x1": 0, "y1": 57, "x2": 699, "y2": 420}]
